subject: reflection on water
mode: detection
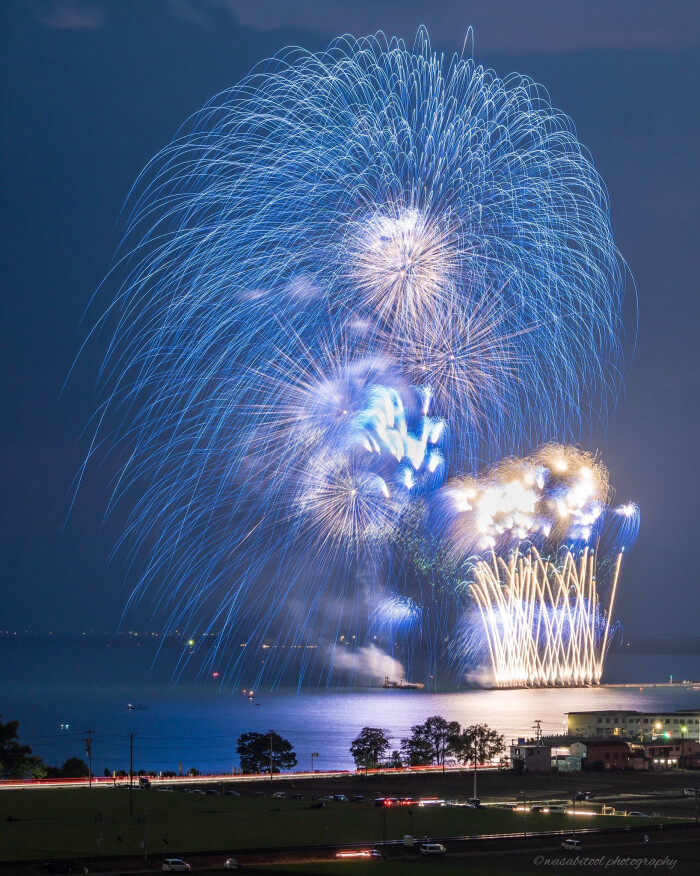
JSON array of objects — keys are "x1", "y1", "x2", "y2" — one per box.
[{"x1": 3, "y1": 639, "x2": 699, "y2": 774}]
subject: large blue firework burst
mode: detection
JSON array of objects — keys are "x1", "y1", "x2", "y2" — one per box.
[{"x1": 85, "y1": 31, "x2": 632, "y2": 687}]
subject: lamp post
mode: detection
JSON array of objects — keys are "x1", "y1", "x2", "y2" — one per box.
[
  {"x1": 681, "y1": 727, "x2": 687, "y2": 777},
  {"x1": 311, "y1": 752, "x2": 319, "y2": 773},
  {"x1": 269, "y1": 730, "x2": 274, "y2": 783}
]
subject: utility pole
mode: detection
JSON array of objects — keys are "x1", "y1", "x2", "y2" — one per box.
[
  {"x1": 311, "y1": 752, "x2": 319, "y2": 774},
  {"x1": 84, "y1": 731, "x2": 93, "y2": 788},
  {"x1": 130, "y1": 733, "x2": 135, "y2": 816},
  {"x1": 269, "y1": 730, "x2": 274, "y2": 783}
]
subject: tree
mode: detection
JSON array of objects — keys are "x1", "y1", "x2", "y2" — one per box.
[
  {"x1": 61, "y1": 757, "x2": 90, "y2": 778},
  {"x1": 350, "y1": 727, "x2": 391, "y2": 771},
  {"x1": 452, "y1": 723, "x2": 505, "y2": 798},
  {"x1": 0, "y1": 717, "x2": 32, "y2": 777},
  {"x1": 236, "y1": 731, "x2": 297, "y2": 774},
  {"x1": 401, "y1": 715, "x2": 460, "y2": 768},
  {"x1": 0, "y1": 716, "x2": 50, "y2": 779},
  {"x1": 400, "y1": 733, "x2": 434, "y2": 767},
  {"x1": 22, "y1": 755, "x2": 48, "y2": 779}
]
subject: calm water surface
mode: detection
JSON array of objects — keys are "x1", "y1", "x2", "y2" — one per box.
[{"x1": 3, "y1": 639, "x2": 699, "y2": 775}]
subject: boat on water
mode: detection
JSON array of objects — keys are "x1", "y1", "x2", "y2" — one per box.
[
  {"x1": 127, "y1": 703, "x2": 149, "y2": 710},
  {"x1": 382, "y1": 675, "x2": 424, "y2": 690}
]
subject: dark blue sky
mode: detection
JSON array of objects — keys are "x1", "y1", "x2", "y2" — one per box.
[{"x1": 2, "y1": 0, "x2": 699, "y2": 639}]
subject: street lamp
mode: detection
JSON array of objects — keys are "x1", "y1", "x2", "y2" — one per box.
[
  {"x1": 311, "y1": 752, "x2": 319, "y2": 773},
  {"x1": 681, "y1": 727, "x2": 687, "y2": 777}
]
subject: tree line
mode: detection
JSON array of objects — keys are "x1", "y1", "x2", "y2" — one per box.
[
  {"x1": 350, "y1": 717, "x2": 505, "y2": 770},
  {"x1": 2, "y1": 715, "x2": 505, "y2": 780},
  {"x1": 232, "y1": 718, "x2": 505, "y2": 775}
]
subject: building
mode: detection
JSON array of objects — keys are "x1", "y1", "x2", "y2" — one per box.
[
  {"x1": 551, "y1": 745, "x2": 582, "y2": 772},
  {"x1": 570, "y1": 739, "x2": 632, "y2": 771},
  {"x1": 511, "y1": 724, "x2": 700, "y2": 772},
  {"x1": 509, "y1": 734, "x2": 584, "y2": 772},
  {"x1": 509, "y1": 741, "x2": 553, "y2": 772},
  {"x1": 566, "y1": 708, "x2": 700, "y2": 740},
  {"x1": 644, "y1": 738, "x2": 700, "y2": 770}
]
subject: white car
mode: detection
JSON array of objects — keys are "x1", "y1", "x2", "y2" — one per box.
[
  {"x1": 561, "y1": 839, "x2": 581, "y2": 851},
  {"x1": 420, "y1": 843, "x2": 447, "y2": 856},
  {"x1": 223, "y1": 858, "x2": 239, "y2": 870},
  {"x1": 682, "y1": 788, "x2": 697, "y2": 798},
  {"x1": 271, "y1": 791, "x2": 286, "y2": 798},
  {"x1": 162, "y1": 860, "x2": 190, "y2": 872}
]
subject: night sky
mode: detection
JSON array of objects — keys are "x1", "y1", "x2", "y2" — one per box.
[{"x1": 2, "y1": 1, "x2": 699, "y2": 640}]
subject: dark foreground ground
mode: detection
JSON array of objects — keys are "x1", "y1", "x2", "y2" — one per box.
[{"x1": 1, "y1": 768, "x2": 698, "y2": 874}]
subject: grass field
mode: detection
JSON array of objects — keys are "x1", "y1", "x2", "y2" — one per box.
[{"x1": 0, "y1": 786, "x2": 673, "y2": 863}]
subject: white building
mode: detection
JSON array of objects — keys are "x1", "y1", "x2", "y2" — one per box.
[{"x1": 566, "y1": 708, "x2": 700, "y2": 740}]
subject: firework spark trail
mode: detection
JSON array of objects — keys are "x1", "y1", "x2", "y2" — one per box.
[
  {"x1": 83, "y1": 31, "x2": 635, "y2": 686},
  {"x1": 465, "y1": 547, "x2": 622, "y2": 686}
]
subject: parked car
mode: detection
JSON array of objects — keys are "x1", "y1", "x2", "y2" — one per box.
[
  {"x1": 223, "y1": 858, "x2": 239, "y2": 870},
  {"x1": 224, "y1": 789, "x2": 241, "y2": 796},
  {"x1": 420, "y1": 843, "x2": 447, "y2": 856},
  {"x1": 271, "y1": 791, "x2": 286, "y2": 798},
  {"x1": 333, "y1": 794, "x2": 348, "y2": 801},
  {"x1": 574, "y1": 792, "x2": 593, "y2": 801},
  {"x1": 162, "y1": 859, "x2": 191, "y2": 872},
  {"x1": 682, "y1": 788, "x2": 698, "y2": 798},
  {"x1": 290, "y1": 793, "x2": 303, "y2": 799},
  {"x1": 351, "y1": 795, "x2": 364, "y2": 802},
  {"x1": 561, "y1": 839, "x2": 582, "y2": 851},
  {"x1": 467, "y1": 797, "x2": 481, "y2": 808},
  {"x1": 628, "y1": 811, "x2": 647, "y2": 817}
]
